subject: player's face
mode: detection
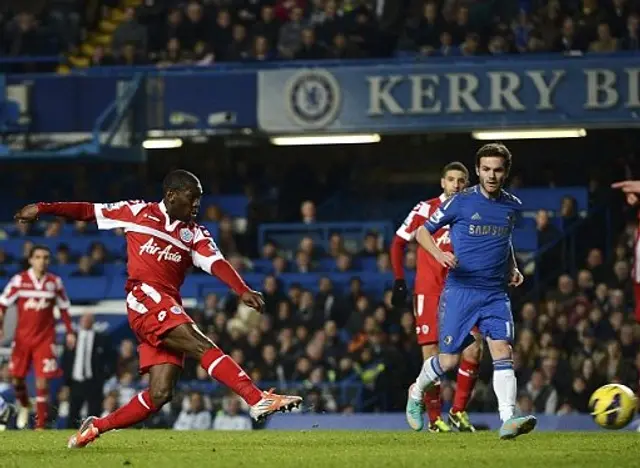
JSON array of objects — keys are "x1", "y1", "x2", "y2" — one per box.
[
  {"x1": 29, "y1": 249, "x2": 50, "y2": 273},
  {"x1": 441, "y1": 169, "x2": 468, "y2": 197},
  {"x1": 476, "y1": 156, "x2": 508, "y2": 195},
  {"x1": 167, "y1": 186, "x2": 203, "y2": 222}
]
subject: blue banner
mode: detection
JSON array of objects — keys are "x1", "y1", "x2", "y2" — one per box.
[
  {"x1": 5, "y1": 55, "x2": 640, "y2": 134},
  {"x1": 257, "y1": 56, "x2": 640, "y2": 133}
]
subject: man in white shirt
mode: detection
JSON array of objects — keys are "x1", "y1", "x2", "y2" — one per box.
[
  {"x1": 173, "y1": 392, "x2": 212, "y2": 430},
  {"x1": 213, "y1": 395, "x2": 252, "y2": 431}
]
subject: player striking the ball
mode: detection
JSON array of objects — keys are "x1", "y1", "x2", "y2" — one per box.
[
  {"x1": 391, "y1": 162, "x2": 482, "y2": 432},
  {"x1": 409, "y1": 144, "x2": 536, "y2": 439},
  {"x1": 0, "y1": 245, "x2": 76, "y2": 430},
  {"x1": 14, "y1": 170, "x2": 302, "y2": 448}
]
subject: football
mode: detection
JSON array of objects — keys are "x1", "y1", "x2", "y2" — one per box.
[{"x1": 589, "y1": 384, "x2": 638, "y2": 430}]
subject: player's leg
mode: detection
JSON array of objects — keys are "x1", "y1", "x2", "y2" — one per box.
[
  {"x1": 408, "y1": 288, "x2": 476, "y2": 419},
  {"x1": 162, "y1": 323, "x2": 302, "y2": 421},
  {"x1": 479, "y1": 292, "x2": 536, "y2": 439},
  {"x1": 407, "y1": 294, "x2": 451, "y2": 432},
  {"x1": 10, "y1": 346, "x2": 31, "y2": 429},
  {"x1": 34, "y1": 377, "x2": 49, "y2": 430},
  {"x1": 33, "y1": 342, "x2": 62, "y2": 430},
  {"x1": 448, "y1": 332, "x2": 482, "y2": 432},
  {"x1": 69, "y1": 362, "x2": 181, "y2": 448},
  {"x1": 421, "y1": 344, "x2": 452, "y2": 432},
  {"x1": 0, "y1": 394, "x2": 16, "y2": 431}
]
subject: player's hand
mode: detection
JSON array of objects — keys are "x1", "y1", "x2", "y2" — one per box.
[
  {"x1": 612, "y1": 180, "x2": 640, "y2": 194},
  {"x1": 0, "y1": 328, "x2": 4, "y2": 343},
  {"x1": 14, "y1": 203, "x2": 39, "y2": 223},
  {"x1": 509, "y1": 269, "x2": 524, "y2": 287},
  {"x1": 391, "y1": 279, "x2": 408, "y2": 308},
  {"x1": 240, "y1": 290, "x2": 265, "y2": 312},
  {"x1": 436, "y1": 251, "x2": 458, "y2": 269},
  {"x1": 626, "y1": 193, "x2": 638, "y2": 206},
  {"x1": 66, "y1": 332, "x2": 77, "y2": 350}
]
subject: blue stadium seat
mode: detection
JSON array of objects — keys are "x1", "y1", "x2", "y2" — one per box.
[
  {"x1": 64, "y1": 277, "x2": 110, "y2": 302},
  {"x1": 513, "y1": 188, "x2": 588, "y2": 213}
]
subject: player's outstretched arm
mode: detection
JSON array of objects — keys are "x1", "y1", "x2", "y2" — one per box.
[
  {"x1": 612, "y1": 180, "x2": 640, "y2": 194},
  {"x1": 210, "y1": 260, "x2": 264, "y2": 311},
  {"x1": 15, "y1": 202, "x2": 96, "y2": 223},
  {"x1": 416, "y1": 226, "x2": 457, "y2": 269}
]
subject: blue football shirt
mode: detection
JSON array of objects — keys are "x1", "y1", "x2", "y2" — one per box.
[{"x1": 424, "y1": 185, "x2": 522, "y2": 290}]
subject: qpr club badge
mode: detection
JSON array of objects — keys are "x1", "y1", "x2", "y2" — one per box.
[
  {"x1": 170, "y1": 305, "x2": 183, "y2": 315},
  {"x1": 45, "y1": 282, "x2": 56, "y2": 291},
  {"x1": 179, "y1": 228, "x2": 194, "y2": 243}
]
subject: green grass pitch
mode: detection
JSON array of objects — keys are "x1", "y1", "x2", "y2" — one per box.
[{"x1": 0, "y1": 430, "x2": 637, "y2": 468}]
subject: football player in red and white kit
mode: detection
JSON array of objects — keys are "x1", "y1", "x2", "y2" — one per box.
[
  {"x1": 14, "y1": 170, "x2": 302, "y2": 448},
  {"x1": 0, "y1": 245, "x2": 76, "y2": 430},
  {"x1": 390, "y1": 162, "x2": 482, "y2": 432}
]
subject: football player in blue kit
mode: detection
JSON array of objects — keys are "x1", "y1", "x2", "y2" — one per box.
[{"x1": 409, "y1": 143, "x2": 536, "y2": 439}]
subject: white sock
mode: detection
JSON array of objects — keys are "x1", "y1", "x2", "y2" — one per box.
[
  {"x1": 410, "y1": 356, "x2": 444, "y2": 400},
  {"x1": 493, "y1": 359, "x2": 516, "y2": 422}
]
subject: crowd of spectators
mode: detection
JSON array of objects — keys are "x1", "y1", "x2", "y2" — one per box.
[{"x1": 2, "y1": 1, "x2": 639, "y2": 70}]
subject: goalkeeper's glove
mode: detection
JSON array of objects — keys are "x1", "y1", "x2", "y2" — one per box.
[{"x1": 391, "y1": 279, "x2": 408, "y2": 308}]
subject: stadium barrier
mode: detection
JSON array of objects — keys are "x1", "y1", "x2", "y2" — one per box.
[{"x1": 264, "y1": 413, "x2": 640, "y2": 432}]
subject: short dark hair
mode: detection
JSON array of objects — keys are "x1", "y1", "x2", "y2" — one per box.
[
  {"x1": 29, "y1": 244, "x2": 51, "y2": 258},
  {"x1": 441, "y1": 161, "x2": 469, "y2": 179},
  {"x1": 162, "y1": 170, "x2": 201, "y2": 195},
  {"x1": 475, "y1": 143, "x2": 512, "y2": 173}
]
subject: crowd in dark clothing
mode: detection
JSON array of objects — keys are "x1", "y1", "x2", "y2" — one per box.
[{"x1": 3, "y1": 1, "x2": 639, "y2": 70}]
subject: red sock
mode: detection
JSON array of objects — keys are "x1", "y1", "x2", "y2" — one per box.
[
  {"x1": 201, "y1": 347, "x2": 262, "y2": 405},
  {"x1": 36, "y1": 388, "x2": 48, "y2": 429},
  {"x1": 14, "y1": 382, "x2": 29, "y2": 407},
  {"x1": 423, "y1": 382, "x2": 441, "y2": 424},
  {"x1": 94, "y1": 390, "x2": 156, "y2": 433},
  {"x1": 452, "y1": 359, "x2": 479, "y2": 413}
]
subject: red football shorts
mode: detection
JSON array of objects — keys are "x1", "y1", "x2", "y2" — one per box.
[
  {"x1": 10, "y1": 339, "x2": 61, "y2": 379},
  {"x1": 413, "y1": 294, "x2": 439, "y2": 346},
  {"x1": 126, "y1": 283, "x2": 194, "y2": 374},
  {"x1": 413, "y1": 293, "x2": 480, "y2": 347}
]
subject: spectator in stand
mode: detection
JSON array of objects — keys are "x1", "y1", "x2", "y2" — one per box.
[
  {"x1": 226, "y1": 24, "x2": 250, "y2": 61},
  {"x1": 182, "y1": 1, "x2": 207, "y2": 51},
  {"x1": 71, "y1": 255, "x2": 99, "y2": 277},
  {"x1": 209, "y1": 9, "x2": 232, "y2": 59},
  {"x1": 300, "y1": 200, "x2": 317, "y2": 224},
  {"x1": 89, "y1": 45, "x2": 115, "y2": 66},
  {"x1": 278, "y1": 6, "x2": 307, "y2": 58},
  {"x1": 112, "y1": 7, "x2": 147, "y2": 55},
  {"x1": 275, "y1": 0, "x2": 306, "y2": 22},
  {"x1": 295, "y1": 27, "x2": 327, "y2": 59},
  {"x1": 411, "y1": 1, "x2": 442, "y2": 53},
  {"x1": 526, "y1": 369, "x2": 558, "y2": 414},
  {"x1": 173, "y1": 392, "x2": 212, "y2": 430},
  {"x1": 253, "y1": 5, "x2": 281, "y2": 50},
  {"x1": 149, "y1": 7, "x2": 185, "y2": 53},
  {"x1": 555, "y1": 17, "x2": 585, "y2": 52},
  {"x1": 212, "y1": 395, "x2": 252, "y2": 430},
  {"x1": 117, "y1": 42, "x2": 146, "y2": 66},
  {"x1": 4, "y1": 12, "x2": 40, "y2": 56},
  {"x1": 589, "y1": 21, "x2": 618, "y2": 52},
  {"x1": 621, "y1": 13, "x2": 639, "y2": 50},
  {"x1": 585, "y1": 248, "x2": 607, "y2": 283}
]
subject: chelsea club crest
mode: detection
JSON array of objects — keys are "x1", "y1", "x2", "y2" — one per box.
[{"x1": 284, "y1": 69, "x2": 342, "y2": 129}]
